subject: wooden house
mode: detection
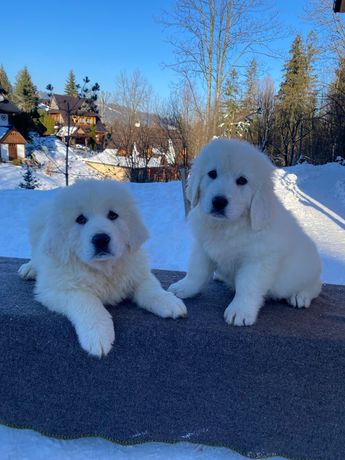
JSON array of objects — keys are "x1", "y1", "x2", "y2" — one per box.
[
  {"x1": 0, "y1": 127, "x2": 27, "y2": 161},
  {"x1": 48, "y1": 94, "x2": 106, "y2": 149},
  {"x1": 0, "y1": 87, "x2": 27, "y2": 162}
]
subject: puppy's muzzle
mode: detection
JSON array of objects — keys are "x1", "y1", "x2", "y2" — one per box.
[
  {"x1": 211, "y1": 195, "x2": 228, "y2": 216},
  {"x1": 92, "y1": 233, "x2": 111, "y2": 256}
]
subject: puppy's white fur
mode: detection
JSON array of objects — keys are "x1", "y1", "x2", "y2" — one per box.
[
  {"x1": 19, "y1": 179, "x2": 186, "y2": 357},
  {"x1": 169, "y1": 139, "x2": 321, "y2": 326}
]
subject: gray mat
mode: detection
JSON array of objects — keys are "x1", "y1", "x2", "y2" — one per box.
[{"x1": 1, "y1": 256, "x2": 345, "y2": 460}]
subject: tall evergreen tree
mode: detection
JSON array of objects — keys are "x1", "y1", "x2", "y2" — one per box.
[
  {"x1": 221, "y1": 69, "x2": 241, "y2": 137},
  {"x1": 242, "y1": 58, "x2": 259, "y2": 115},
  {"x1": 65, "y1": 70, "x2": 78, "y2": 96},
  {"x1": 278, "y1": 35, "x2": 310, "y2": 111},
  {"x1": 14, "y1": 67, "x2": 38, "y2": 112},
  {"x1": 0, "y1": 65, "x2": 13, "y2": 99},
  {"x1": 241, "y1": 58, "x2": 260, "y2": 144},
  {"x1": 274, "y1": 34, "x2": 318, "y2": 165},
  {"x1": 327, "y1": 56, "x2": 345, "y2": 160}
]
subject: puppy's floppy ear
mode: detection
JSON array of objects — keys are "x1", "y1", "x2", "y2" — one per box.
[
  {"x1": 40, "y1": 216, "x2": 72, "y2": 264},
  {"x1": 186, "y1": 163, "x2": 201, "y2": 208},
  {"x1": 125, "y1": 206, "x2": 149, "y2": 252},
  {"x1": 250, "y1": 177, "x2": 275, "y2": 231}
]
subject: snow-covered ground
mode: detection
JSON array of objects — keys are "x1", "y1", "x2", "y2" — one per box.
[
  {"x1": 1, "y1": 138, "x2": 345, "y2": 283},
  {"x1": 1, "y1": 138, "x2": 345, "y2": 459}
]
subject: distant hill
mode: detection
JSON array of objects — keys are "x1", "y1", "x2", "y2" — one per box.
[{"x1": 96, "y1": 101, "x2": 158, "y2": 127}]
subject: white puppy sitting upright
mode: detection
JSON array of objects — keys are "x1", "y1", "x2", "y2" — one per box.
[
  {"x1": 19, "y1": 179, "x2": 187, "y2": 357},
  {"x1": 169, "y1": 138, "x2": 321, "y2": 326}
]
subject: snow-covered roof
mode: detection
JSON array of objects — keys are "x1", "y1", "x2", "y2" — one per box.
[
  {"x1": 37, "y1": 103, "x2": 50, "y2": 112},
  {"x1": 56, "y1": 126, "x2": 78, "y2": 137}
]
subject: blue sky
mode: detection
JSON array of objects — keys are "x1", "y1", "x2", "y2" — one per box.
[{"x1": 2, "y1": 0, "x2": 322, "y2": 99}]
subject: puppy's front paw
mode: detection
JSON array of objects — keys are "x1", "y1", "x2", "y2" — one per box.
[
  {"x1": 288, "y1": 292, "x2": 312, "y2": 308},
  {"x1": 148, "y1": 291, "x2": 187, "y2": 319},
  {"x1": 76, "y1": 312, "x2": 115, "y2": 358},
  {"x1": 224, "y1": 301, "x2": 258, "y2": 326},
  {"x1": 152, "y1": 291, "x2": 187, "y2": 319},
  {"x1": 18, "y1": 262, "x2": 36, "y2": 280},
  {"x1": 168, "y1": 278, "x2": 200, "y2": 299}
]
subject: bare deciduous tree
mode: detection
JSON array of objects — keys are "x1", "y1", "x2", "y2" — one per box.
[
  {"x1": 157, "y1": 81, "x2": 204, "y2": 167},
  {"x1": 305, "y1": 0, "x2": 345, "y2": 60},
  {"x1": 97, "y1": 91, "x2": 112, "y2": 125},
  {"x1": 256, "y1": 76, "x2": 275, "y2": 151},
  {"x1": 161, "y1": 0, "x2": 282, "y2": 142},
  {"x1": 110, "y1": 70, "x2": 161, "y2": 181}
]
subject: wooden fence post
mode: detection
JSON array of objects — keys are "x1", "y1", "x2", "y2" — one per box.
[{"x1": 179, "y1": 167, "x2": 190, "y2": 217}]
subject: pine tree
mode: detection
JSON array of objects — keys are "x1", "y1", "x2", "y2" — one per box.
[
  {"x1": 19, "y1": 165, "x2": 40, "y2": 189},
  {"x1": 88, "y1": 123, "x2": 97, "y2": 150},
  {"x1": 274, "y1": 34, "x2": 318, "y2": 165},
  {"x1": 40, "y1": 112, "x2": 55, "y2": 135},
  {"x1": 221, "y1": 69, "x2": 241, "y2": 137},
  {"x1": 241, "y1": 58, "x2": 260, "y2": 144},
  {"x1": 242, "y1": 58, "x2": 259, "y2": 115},
  {"x1": 14, "y1": 67, "x2": 38, "y2": 112},
  {"x1": 327, "y1": 57, "x2": 345, "y2": 160},
  {"x1": 278, "y1": 36, "x2": 307, "y2": 110},
  {"x1": 65, "y1": 70, "x2": 78, "y2": 96},
  {"x1": 0, "y1": 65, "x2": 13, "y2": 99}
]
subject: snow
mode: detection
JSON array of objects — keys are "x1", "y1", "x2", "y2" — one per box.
[
  {"x1": 1, "y1": 151, "x2": 344, "y2": 283},
  {"x1": 0, "y1": 426, "x2": 285, "y2": 460},
  {"x1": 274, "y1": 164, "x2": 345, "y2": 284},
  {"x1": 1, "y1": 139, "x2": 345, "y2": 459}
]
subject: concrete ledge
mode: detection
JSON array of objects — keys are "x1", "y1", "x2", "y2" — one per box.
[{"x1": 1, "y1": 256, "x2": 345, "y2": 459}]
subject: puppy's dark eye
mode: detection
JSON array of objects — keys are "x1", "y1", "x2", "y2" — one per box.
[
  {"x1": 236, "y1": 176, "x2": 248, "y2": 186},
  {"x1": 107, "y1": 210, "x2": 119, "y2": 221},
  {"x1": 208, "y1": 170, "x2": 217, "y2": 179},
  {"x1": 76, "y1": 214, "x2": 87, "y2": 225}
]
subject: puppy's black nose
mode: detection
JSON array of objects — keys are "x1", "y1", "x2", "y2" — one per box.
[
  {"x1": 92, "y1": 233, "x2": 111, "y2": 250},
  {"x1": 212, "y1": 195, "x2": 228, "y2": 211}
]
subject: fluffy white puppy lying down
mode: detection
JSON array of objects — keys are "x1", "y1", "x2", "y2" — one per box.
[
  {"x1": 169, "y1": 138, "x2": 321, "y2": 326},
  {"x1": 19, "y1": 179, "x2": 187, "y2": 357}
]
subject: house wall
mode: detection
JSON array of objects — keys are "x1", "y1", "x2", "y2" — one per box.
[
  {"x1": 50, "y1": 97, "x2": 59, "y2": 110},
  {"x1": 17, "y1": 144, "x2": 25, "y2": 159},
  {"x1": 0, "y1": 144, "x2": 9, "y2": 162},
  {"x1": 0, "y1": 114, "x2": 9, "y2": 127},
  {"x1": 1, "y1": 129, "x2": 27, "y2": 145},
  {"x1": 85, "y1": 161, "x2": 128, "y2": 181},
  {"x1": 50, "y1": 113, "x2": 64, "y2": 124},
  {"x1": 72, "y1": 115, "x2": 96, "y2": 126}
]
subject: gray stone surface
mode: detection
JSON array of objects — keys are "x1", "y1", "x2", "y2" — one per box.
[{"x1": 1, "y1": 256, "x2": 345, "y2": 459}]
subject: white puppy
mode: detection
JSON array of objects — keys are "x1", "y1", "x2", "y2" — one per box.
[
  {"x1": 19, "y1": 179, "x2": 187, "y2": 357},
  {"x1": 169, "y1": 138, "x2": 321, "y2": 326}
]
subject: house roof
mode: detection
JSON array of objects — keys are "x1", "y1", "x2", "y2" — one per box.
[
  {"x1": 0, "y1": 127, "x2": 27, "y2": 144},
  {"x1": 50, "y1": 94, "x2": 98, "y2": 116},
  {"x1": 0, "y1": 99, "x2": 20, "y2": 114}
]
